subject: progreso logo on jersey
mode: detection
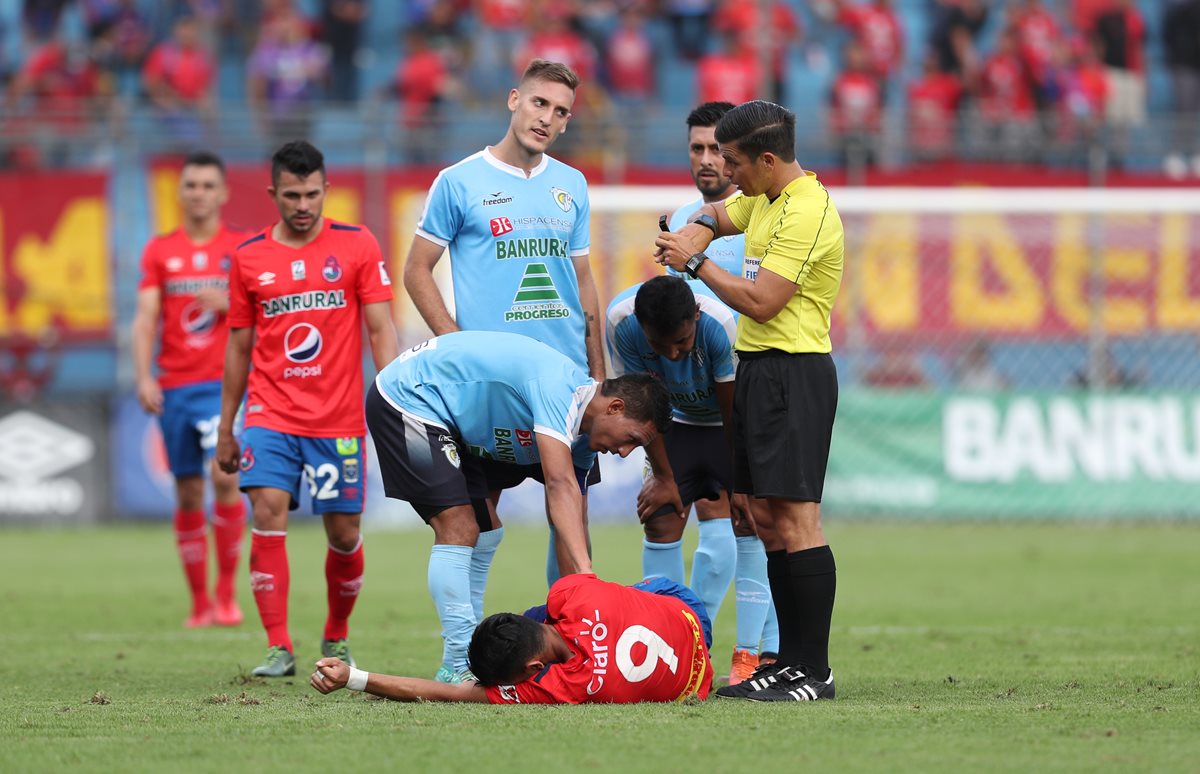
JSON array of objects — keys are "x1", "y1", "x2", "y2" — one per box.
[
  {"x1": 283, "y1": 323, "x2": 323, "y2": 379},
  {"x1": 505, "y1": 263, "x2": 570, "y2": 323}
]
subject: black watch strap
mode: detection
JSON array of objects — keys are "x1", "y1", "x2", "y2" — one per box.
[
  {"x1": 690, "y1": 213, "x2": 719, "y2": 236},
  {"x1": 685, "y1": 252, "x2": 708, "y2": 278}
]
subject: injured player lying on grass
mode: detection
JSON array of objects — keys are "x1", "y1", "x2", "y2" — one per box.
[{"x1": 310, "y1": 574, "x2": 714, "y2": 704}]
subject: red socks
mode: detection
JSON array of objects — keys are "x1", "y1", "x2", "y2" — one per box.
[
  {"x1": 324, "y1": 539, "x2": 364, "y2": 641},
  {"x1": 174, "y1": 509, "x2": 211, "y2": 615},
  {"x1": 212, "y1": 500, "x2": 245, "y2": 604},
  {"x1": 250, "y1": 531, "x2": 292, "y2": 651}
]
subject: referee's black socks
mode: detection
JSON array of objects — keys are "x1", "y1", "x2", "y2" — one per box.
[
  {"x1": 766, "y1": 549, "x2": 803, "y2": 667},
  {"x1": 788, "y1": 545, "x2": 837, "y2": 681}
]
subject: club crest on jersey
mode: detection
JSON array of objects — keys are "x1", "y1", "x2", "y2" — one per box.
[
  {"x1": 239, "y1": 446, "x2": 255, "y2": 471},
  {"x1": 284, "y1": 323, "x2": 322, "y2": 363},
  {"x1": 342, "y1": 458, "x2": 360, "y2": 483},
  {"x1": 442, "y1": 442, "x2": 461, "y2": 469},
  {"x1": 166, "y1": 256, "x2": 185, "y2": 272},
  {"x1": 291, "y1": 260, "x2": 306, "y2": 281},
  {"x1": 322, "y1": 255, "x2": 342, "y2": 282},
  {"x1": 498, "y1": 685, "x2": 520, "y2": 703},
  {"x1": 336, "y1": 437, "x2": 359, "y2": 456},
  {"x1": 192, "y1": 251, "x2": 208, "y2": 269},
  {"x1": 180, "y1": 301, "x2": 216, "y2": 337},
  {"x1": 220, "y1": 254, "x2": 232, "y2": 272},
  {"x1": 550, "y1": 187, "x2": 573, "y2": 213}
]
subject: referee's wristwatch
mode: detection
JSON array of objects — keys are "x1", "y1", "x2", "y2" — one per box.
[
  {"x1": 684, "y1": 252, "x2": 709, "y2": 278},
  {"x1": 689, "y1": 213, "x2": 719, "y2": 237}
]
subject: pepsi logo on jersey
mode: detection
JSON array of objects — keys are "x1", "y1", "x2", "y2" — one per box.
[{"x1": 283, "y1": 322, "x2": 323, "y2": 379}]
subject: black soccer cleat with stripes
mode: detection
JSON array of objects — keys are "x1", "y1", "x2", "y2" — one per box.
[{"x1": 747, "y1": 669, "x2": 835, "y2": 702}]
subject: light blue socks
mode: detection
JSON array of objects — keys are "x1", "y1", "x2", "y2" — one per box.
[
  {"x1": 691, "y1": 518, "x2": 736, "y2": 623},
  {"x1": 428, "y1": 544, "x2": 475, "y2": 673},
  {"x1": 735, "y1": 535, "x2": 774, "y2": 655},
  {"x1": 642, "y1": 538, "x2": 685, "y2": 582},
  {"x1": 470, "y1": 527, "x2": 504, "y2": 622}
]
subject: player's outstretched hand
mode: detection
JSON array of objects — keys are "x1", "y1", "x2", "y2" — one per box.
[
  {"x1": 311, "y1": 657, "x2": 349, "y2": 694},
  {"x1": 216, "y1": 431, "x2": 240, "y2": 474},
  {"x1": 637, "y1": 473, "x2": 685, "y2": 523}
]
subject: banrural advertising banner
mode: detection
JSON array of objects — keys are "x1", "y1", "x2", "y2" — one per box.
[{"x1": 825, "y1": 390, "x2": 1200, "y2": 518}]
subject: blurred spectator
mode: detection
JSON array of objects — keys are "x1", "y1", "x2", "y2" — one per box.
[
  {"x1": 1012, "y1": 0, "x2": 1061, "y2": 112},
  {"x1": 391, "y1": 28, "x2": 454, "y2": 161},
  {"x1": 247, "y1": 12, "x2": 328, "y2": 148},
  {"x1": 664, "y1": 0, "x2": 715, "y2": 60},
  {"x1": 515, "y1": 3, "x2": 596, "y2": 84},
  {"x1": 22, "y1": 0, "x2": 70, "y2": 41},
  {"x1": 142, "y1": 15, "x2": 215, "y2": 147},
  {"x1": 829, "y1": 41, "x2": 883, "y2": 168},
  {"x1": 975, "y1": 28, "x2": 1038, "y2": 161},
  {"x1": 470, "y1": 0, "x2": 529, "y2": 95},
  {"x1": 929, "y1": 0, "x2": 988, "y2": 78},
  {"x1": 1052, "y1": 36, "x2": 1107, "y2": 153},
  {"x1": 86, "y1": 0, "x2": 151, "y2": 97},
  {"x1": 696, "y1": 29, "x2": 759, "y2": 105},
  {"x1": 833, "y1": 0, "x2": 904, "y2": 100},
  {"x1": 954, "y1": 338, "x2": 1007, "y2": 391},
  {"x1": 863, "y1": 350, "x2": 928, "y2": 389},
  {"x1": 1093, "y1": 0, "x2": 1146, "y2": 169},
  {"x1": 605, "y1": 5, "x2": 655, "y2": 108},
  {"x1": 322, "y1": 0, "x2": 366, "y2": 101},
  {"x1": 5, "y1": 36, "x2": 112, "y2": 166},
  {"x1": 907, "y1": 50, "x2": 962, "y2": 160},
  {"x1": 713, "y1": 0, "x2": 799, "y2": 104},
  {"x1": 1071, "y1": 345, "x2": 1140, "y2": 389},
  {"x1": 1162, "y1": 0, "x2": 1200, "y2": 179}
]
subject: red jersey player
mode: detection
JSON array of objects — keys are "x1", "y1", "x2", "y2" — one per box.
[
  {"x1": 131, "y1": 151, "x2": 247, "y2": 630},
  {"x1": 216, "y1": 141, "x2": 399, "y2": 677},
  {"x1": 310, "y1": 574, "x2": 714, "y2": 704}
]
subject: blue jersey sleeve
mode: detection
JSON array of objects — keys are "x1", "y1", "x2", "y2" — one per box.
[
  {"x1": 416, "y1": 171, "x2": 464, "y2": 246},
  {"x1": 608, "y1": 317, "x2": 647, "y2": 377},
  {"x1": 570, "y1": 179, "x2": 590, "y2": 257}
]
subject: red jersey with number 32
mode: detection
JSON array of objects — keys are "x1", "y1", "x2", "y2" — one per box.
[
  {"x1": 227, "y1": 219, "x2": 393, "y2": 437},
  {"x1": 484, "y1": 574, "x2": 713, "y2": 705},
  {"x1": 138, "y1": 225, "x2": 244, "y2": 389}
]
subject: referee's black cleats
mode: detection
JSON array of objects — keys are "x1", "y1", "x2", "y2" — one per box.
[
  {"x1": 747, "y1": 668, "x2": 836, "y2": 702},
  {"x1": 714, "y1": 662, "x2": 791, "y2": 699}
]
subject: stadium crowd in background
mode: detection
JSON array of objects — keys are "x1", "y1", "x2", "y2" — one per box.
[{"x1": 0, "y1": 0, "x2": 1197, "y2": 174}]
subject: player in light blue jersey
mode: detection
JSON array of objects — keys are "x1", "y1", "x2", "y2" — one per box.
[
  {"x1": 654, "y1": 102, "x2": 780, "y2": 687},
  {"x1": 366, "y1": 331, "x2": 671, "y2": 682},
  {"x1": 402, "y1": 59, "x2": 606, "y2": 599}
]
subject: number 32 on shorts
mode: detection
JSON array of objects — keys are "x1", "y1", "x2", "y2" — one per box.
[{"x1": 304, "y1": 462, "x2": 340, "y2": 500}]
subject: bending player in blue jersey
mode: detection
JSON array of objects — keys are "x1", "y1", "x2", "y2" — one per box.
[
  {"x1": 607, "y1": 275, "x2": 779, "y2": 686},
  {"x1": 365, "y1": 330, "x2": 671, "y2": 683},
  {"x1": 658, "y1": 101, "x2": 781, "y2": 686},
  {"x1": 402, "y1": 58, "x2": 606, "y2": 620}
]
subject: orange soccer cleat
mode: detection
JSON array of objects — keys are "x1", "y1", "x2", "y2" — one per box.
[
  {"x1": 213, "y1": 599, "x2": 243, "y2": 627},
  {"x1": 728, "y1": 648, "x2": 759, "y2": 686}
]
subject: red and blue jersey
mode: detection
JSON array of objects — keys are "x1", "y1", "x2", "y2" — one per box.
[
  {"x1": 138, "y1": 225, "x2": 244, "y2": 389},
  {"x1": 226, "y1": 218, "x2": 393, "y2": 437},
  {"x1": 484, "y1": 574, "x2": 713, "y2": 705}
]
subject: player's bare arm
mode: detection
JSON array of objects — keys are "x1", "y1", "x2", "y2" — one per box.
[
  {"x1": 312, "y1": 658, "x2": 488, "y2": 703},
  {"x1": 537, "y1": 436, "x2": 593, "y2": 575},
  {"x1": 572, "y1": 254, "x2": 606, "y2": 382},
  {"x1": 131, "y1": 286, "x2": 164, "y2": 415},
  {"x1": 403, "y1": 235, "x2": 460, "y2": 336},
  {"x1": 216, "y1": 326, "x2": 253, "y2": 474},
  {"x1": 637, "y1": 435, "x2": 684, "y2": 523},
  {"x1": 363, "y1": 301, "x2": 400, "y2": 371}
]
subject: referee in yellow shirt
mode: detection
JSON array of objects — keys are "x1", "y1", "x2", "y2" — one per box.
[{"x1": 654, "y1": 100, "x2": 844, "y2": 703}]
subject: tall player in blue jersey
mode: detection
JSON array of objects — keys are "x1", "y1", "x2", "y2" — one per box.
[
  {"x1": 402, "y1": 59, "x2": 605, "y2": 655},
  {"x1": 365, "y1": 331, "x2": 671, "y2": 681},
  {"x1": 660, "y1": 102, "x2": 781, "y2": 686}
]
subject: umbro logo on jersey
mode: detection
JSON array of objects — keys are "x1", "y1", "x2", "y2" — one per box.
[
  {"x1": 490, "y1": 217, "x2": 514, "y2": 237},
  {"x1": 258, "y1": 271, "x2": 276, "y2": 286},
  {"x1": 166, "y1": 256, "x2": 185, "y2": 272},
  {"x1": 550, "y1": 187, "x2": 573, "y2": 212},
  {"x1": 482, "y1": 191, "x2": 513, "y2": 206}
]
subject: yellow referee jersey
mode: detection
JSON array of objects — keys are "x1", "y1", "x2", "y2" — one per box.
[{"x1": 724, "y1": 171, "x2": 844, "y2": 354}]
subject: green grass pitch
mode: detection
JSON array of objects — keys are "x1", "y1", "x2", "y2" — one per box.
[{"x1": 2, "y1": 520, "x2": 1197, "y2": 772}]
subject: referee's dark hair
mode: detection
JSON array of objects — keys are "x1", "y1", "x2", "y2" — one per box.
[
  {"x1": 271, "y1": 140, "x2": 326, "y2": 185},
  {"x1": 715, "y1": 100, "x2": 797, "y2": 163},
  {"x1": 469, "y1": 612, "x2": 546, "y2": 686},
  {"x1": 182, "y1": 149, "x2": 225, "y2": 176},
  {"x1": 600, "y1": 372, "x2": 672, "y2": 434},
  {"x1": 686, "y1": 101, "x2": 736, "y2": 130},
  {"x1": 634, "y1": 276, "x2": 698, "y2": 337}
]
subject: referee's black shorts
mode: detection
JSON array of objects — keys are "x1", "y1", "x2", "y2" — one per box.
[{"x1": 732, "y1": 350, "x2": 838, "y2": 502}]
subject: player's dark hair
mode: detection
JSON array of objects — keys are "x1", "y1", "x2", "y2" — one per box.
[
  {"x1": 271, "y1": 140, "x2": 325, "y2": 185},
  {"x1": 686, "y1": 101, "x2": 735, "y2": 131},
  {"x1": 634, "y1": 276, "x2": 698, "y2": 336},
  {"x1": 468, "y1": 612, "x2": 547, "y2": 686},
  {"x1": 183, "y1": 150, "x2": 225, "y2": 176},
  {"x1": 715, "y1": 100, "x2": 797, "y2": 163},
  {"x1": 520, "y1": 58, "x2": 579, "y2": 91},
  {"x1": 600, "y1": 372, "x2": 672, "y2": 434}
]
